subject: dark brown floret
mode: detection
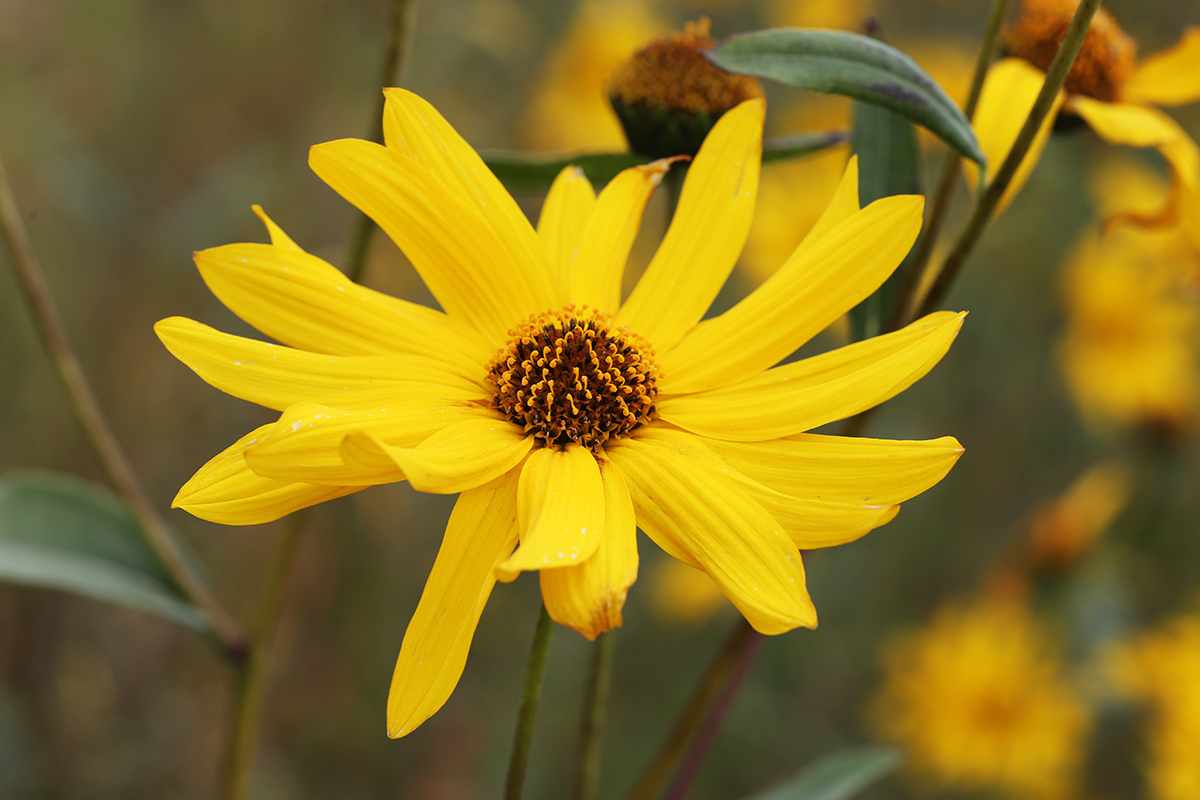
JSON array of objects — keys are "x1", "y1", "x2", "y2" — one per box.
[{"x1": 487, "y1": 306, "x2": 659, "y2": 452}]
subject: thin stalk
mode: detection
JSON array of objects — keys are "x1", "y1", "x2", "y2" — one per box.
[
  {"x1": 345, "y1": 0, "x2": 419, "y2": 283},
  {"x1": 504, "y1": 604, "x2": 556, "y2": 800},
  {"x1": 221, "y1": 514, "x2": 307, "y2": 800},
  {"x1": 662, "y1": 629, "x2": 764, "y2": 800},
  {"x1": 915, "y1": 0, "x2": 1104, "y2": 319},
  {"x1": 625, "y1": 619, "x2": 758, "y2": 800},
  {"x1": 888, "y1": 0, "x2": 1013, "y2": 331},
  {"x1": 574, "y1": 631, "x2": 617, "y2": 800},
  {"x1": 219, "y1": 2, "x2": 419, "y2": 794},
  {"x1": 0, "y1": 151, "x2": 246, "y2": 657}
]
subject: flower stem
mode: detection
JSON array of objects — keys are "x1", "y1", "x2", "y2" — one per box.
[
  {"x1": 625, "y1": 618, "x2": 759, "y2": 800},
  {"x1": 662, "y1": 628, "x2": 764, "y2": 800},
  {"x1": 0, "y1": 150, "x2": 246, "y2": 658},
  {"x1": 220, "y1": 513, "x2": 308, "y2": 800},
  {"x1": 345, "y1": 0, "x2": 419, "y2": 284},
  {"x1": 574, "y1": 630, "x2": 617, "y2": 800},
  {"x1": 914, "y1": 0, "x2": 1104, "y2": 319},
  {"x1": 504, "y1": 604, "x2": 556, "y2": 800},
  {"x1": 888, "y1": 0, "x2": 1014, "y2": 331}
]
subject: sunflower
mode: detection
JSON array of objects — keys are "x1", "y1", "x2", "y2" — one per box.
[
  {"x1": 969, "y1": 0, "x2": 1200, "y2": 220},
  {"x1": 156, "y1": 90, "x2": 964, "y2": 737}
]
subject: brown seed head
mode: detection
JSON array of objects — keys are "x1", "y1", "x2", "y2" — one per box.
[
  {"x1": 488, "y1": 305, "x2": 659, "y2": 452},
  {"x1": 1005, "y1": 0, "x2": 1137, "y2": 102}
]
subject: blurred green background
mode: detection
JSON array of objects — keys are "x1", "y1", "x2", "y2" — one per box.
[{"x1": 1, "y1": 0, "x2": 1198, "y2": 798}]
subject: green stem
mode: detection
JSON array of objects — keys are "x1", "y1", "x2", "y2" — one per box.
[
  {"x1": 345, "y1": 0, "x2": 419, "y2": 284},
  {"x1": 574, "y1": 631, "x2": 617, "y2": 800},
  {"x1": 0, "y1": 151, "x2": 246, "y2": 658},
  {"x1": 915, "y1": 0, "x2": 1103, "y2": 319},
  {"x1": 504, "y1": 604, "x2": 556, "y2": 800},
  {"x1": 625, "y1": 619, "x2": 758, "y2": 800},
  {"x1": 221, "y1": 514, "x2": 307, "y2": 800},
  {"x1": 888, "y1": 0, "x2": 1013, "y2": 331}
]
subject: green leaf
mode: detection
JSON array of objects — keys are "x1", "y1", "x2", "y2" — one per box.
[
  {"x1": 482, "y1": 131, "x2": 849, "y2": 194},
  {"x1": 849, "y1": 100, "x2": 923, "y2": 341},
  {"x1": 0, "y1": 471, "x2": 209, "y2": 630},
  {"x1": 707, "y1": 29, "x2": 984, "y2": 167},
  {"x1": 742, "y1": 746, "x2": 901, "y2": 800}
]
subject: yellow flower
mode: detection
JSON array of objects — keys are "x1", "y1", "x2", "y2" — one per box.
[
  {"x1": 157, "y1": 90, "x2": 965, "y2": 737},
  {"x1": 1025, "y1": 460, "x2": 1131, "y2": 570},
  {"x1": 1110, "y1": 611, "x2": 1200, "y2": 800},
  {"x1": 766, "y1": 0, "x2": 869, "y2": 30},
  {"x1": 521, "y1": 0, "x2": 662, "y2": 152},
  {"x1": 970, "y1": 0, "x2": 1200, "y2": 218},
  {"x1": 873, "y1": 599, "x2": 1093, "y2": 799}
]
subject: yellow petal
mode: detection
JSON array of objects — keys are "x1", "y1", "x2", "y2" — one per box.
[
  {"x1": 787, "y1": 154, "x2": 861, "y2": 264},
  {"x1": 606, "y1": 430, "x2": 816, "y2": 635},
  {"x1": 1123, "y1": 28, "x2": 1200, "y2": 107},
  {"x1": 173, "y1": 425, "x2": 360, "y2": 525},
  {"x1": 194, "y1": 243, "x2": 492, "y2": 368},
  {"x1": 660, "y1": 192, "x2": 924, "y2": 393},
  {"x1": 381, "y1": 88, "x2": 556, "y2": 301},
  {"x1": 387, "y1": 468, "x2": 520, "y2": 738},
  {"x1": 496, "y1": 444, "x2": 605, "y2": 580},
  {"x1": 568, "y1": 158, "x2": 675, "y2": 311},
  {"x1": 1071, "y1": 96, "x2": 1191, "y2": 149},
  {"x1": 155, "y1": 317, "x2": 487, "y2": 412},
  {"x1": 539, "y1": 460, "x2": 638, "y2": 639},
  {"x1": 250, "y1": 205, "x2": 302, "y2": 251},
  {"x1": 700, "y1": 433, "x2": 965, "y2": 505},
  {"x1": 658, "y1": 311, "x2": 965, "y2": 441},
  {"x1": 616, "y1": 99, "x2": 764, "y2": 352},
  {"x1": 341, "y1": 417, "x2": 534, "y2": 494},
  {"x1": 965, "y1": 58, "x2": 1064, "y2": 215},
  {"x1": 635, "y1": 427, "x2": 900, "y2": 549},
  {"x1": 244, "y1": 401, "x2": 491, "y2": 485},
  {"x1": 538, "y1": 166, "x2": 596, "y2": 281},
  {"x1": 309, "y1": 139, "x2": 558, "y2": 344}
]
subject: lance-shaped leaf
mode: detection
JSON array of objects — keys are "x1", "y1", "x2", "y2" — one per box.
[
  {"x1": 482, "y1": 131, "x2": 850, "y2": 194},
  {"x1": 708, "y1": 29, "x2": 984, "y2": 167},
  {"x1": 0, "y1": 471, "x2": 209, "y2": 630},
  {"x1": 849, "y1": 100, "x2": 923, "y2": 341},
  {"x1": 742, "y1": 745, "x2": 901, "y2": 800}
]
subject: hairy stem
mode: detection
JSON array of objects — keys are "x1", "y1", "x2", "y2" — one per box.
[{"x1": 504, "y1": 604, "x2": 556, "y2": 800}]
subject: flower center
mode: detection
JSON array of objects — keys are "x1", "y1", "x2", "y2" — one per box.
[
  {"x1": 488, "y1": 305, "x2": 659, "y2": 451},
  {"x1": 1004, "y1": 0, "x2": 1136, "y2": 102}
]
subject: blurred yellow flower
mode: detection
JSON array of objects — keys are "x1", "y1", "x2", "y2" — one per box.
[
  {"x1": 970, "y1": 0, "x2": 1200, "y2": 218},
  {"x1": 1026, "y1": 460, "x2": 1132, "y2": 570},
  {"x1": 873, "y1": 599, "x2": 1093, "y2": 799},
  {"x1": 158, "y1": 92, "x2": 965, "y2": 737},
  {"x1": 521, "y1": 0, "x2": 662, "y2": 152},
  {"x1": 766, "y1": 0, "x2": 869, "y2": 30},
  {"x1": 1110, "y1": 611, "x2": 1200, "y2": 800},
  {"x1": 651, "y1": 558, "x2": 729, "y2": 624}
]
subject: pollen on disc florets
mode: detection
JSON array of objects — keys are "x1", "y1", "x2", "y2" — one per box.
[
  {"x1": 1005, "y1": 0, "x2": 1136, "y2": 102},
  {"x1": 488, "y1": 305, "x2": 660, "y2": 452}
]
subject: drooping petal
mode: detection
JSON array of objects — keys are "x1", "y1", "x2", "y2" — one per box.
[
  {"x1": 634, "y1": 427, "x2": 901, "y2": 549},
  {"x1": 380, "y1": 88, "x2": 556, "y2": 299},
  {"x1": 309, "y1": 139, "x2": 558, "y2": 344},
  {"x1": 495, "y1": 444, "x2": 605, "y2": 580},
  {"x1": 539, "y1": 460, "x2": 638, "y2": 639},
  {"x1": 659, "y1": 192, "x2": 924, "y2": 393},
  {"x1": 244, "y1": 401, "x2": 492, "y2": 485},
  {"x1": 340, "y1": 417, "x2": 534, "y2": 494},
  {"x1": 250, "y1": 205, "x2": 302, "y2": 251},
  {"x1": 173, "y1": 426, "x2": 361, "y2": 525},
  {"x1": 567, "y1": 159, "x2": 675, "y2": 312},
  {"x1": 194, "y1": 243, "x2": 493, "y2": 368},
  {"x1": 966, "y1": 58, "x2": 1064, "y2": 215},
  {"x1": 657, "y1": 311, "x2": 965, "y2": 442},
  {"x1": 1070, "y1": 96, "x2": 1200, "y2": 189},
  {"x1": 616, "y1": 99, "x2": 764, "y2": 352},
  {"x1": 538, "y1": 166, "x2": 596, "y2": 281},
  {"x1": 387, "y1": 468, "x2": 520, "y2": 738},
  {"x1": 1123, "y1": 28, "x2": 1200, "y2": 107},
  {"x1": 155, "y1": 317, "x2": 487, "y2": 412},
  {"x1": 606, "y1": 431, "x2": 816, "y2": 635},
  {"x1": 700, "y1": 433, "x2": 965, "y2": 505}
]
